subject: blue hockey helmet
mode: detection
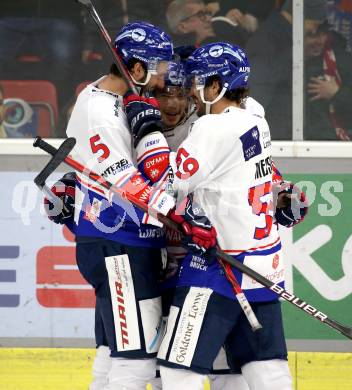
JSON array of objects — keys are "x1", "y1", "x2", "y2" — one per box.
[
  {"x1": 186, "y1": 42, "x2": 250, "y2": 105},
  {"x1": 164, "y1": 59, "x2": 186, "y2": 88},
  {"x1": 114, "y1": 22, "x2": 173, "y2": 85}
]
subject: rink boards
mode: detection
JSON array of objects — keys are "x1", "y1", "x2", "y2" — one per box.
[{"x1": 0, "y1": 349, "x2": 352, "y2": 390}]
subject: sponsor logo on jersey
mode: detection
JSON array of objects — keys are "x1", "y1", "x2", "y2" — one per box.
[
  {"x1": 240, "y1": 126, "x2": 262, "y2": 161},
  {"x1": 83, "y1": 198, "x2": 102, "y2": 223},
  {"x1": 143, "y1": 153, "x2": 169, "y2": 181},
  {"x1": 145, "y1": 139, "x2": 160, "y2": 147},
  {"x1": 266, "y1": 269, "x2": 284, "y2": 283},
  {"x1": 255, "y1": 156, "x2": 272, "y2": 179},
  {"x1": 101, "y1": 159, "x2": 133, "y2": 178},
  {"x1": 189, "y1": 255, "x2": 208, "y2": 271},
  {"x1": 114, "y1": 100, "x2": 120, "y2": 117},
  {"x1": 251, "y1": 269, "x2": 284, "y2": 284},
  {"x1": 138, "y1": 228, "x2": 164, "y2": 239},
  {"x1": 272, "y1": 254, "x2": 280, "y2": 269},
  {"x1": 145, "y1": 154, "x2": 167, "y2": 169},
  {"x1": 262, "y1": 130, "x2": 271, "y2": 148},
  {"x1": 165, "y1": 228, "x2": 182, "y2": 244}
]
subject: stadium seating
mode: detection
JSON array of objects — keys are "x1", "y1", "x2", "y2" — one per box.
[{"x1": 0, "y1": 80, "x2": 58, "y2": 137}]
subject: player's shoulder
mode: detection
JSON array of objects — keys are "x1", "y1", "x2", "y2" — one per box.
[
  {"x1": 189, "y1": 112, "x2": 220, "y2": 133},
  {"x1": 244, "y1": 97, "x2": 265, "y2": 118},
  {"x1": 82, "y1": 83, "x2": 126, "y2": 129}
]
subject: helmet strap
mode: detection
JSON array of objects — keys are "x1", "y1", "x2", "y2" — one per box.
[
  {"x1": 130, "y1": 71, "x2": 152, "y2": 86},
  {"x1": 199, "y1": 84, "x2": 228, "y2": 114}
]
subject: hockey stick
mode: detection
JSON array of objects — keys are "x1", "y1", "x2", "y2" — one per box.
[
  {"x1": 33, "y1": 137, "x2": 76, "y2": 213},
  {"x1": 34, "y1": 137, "x2": 261, "y2": 331},
  {"x1": 33, "y1": 137, "x2": 352, "y2": 340},
  {"x1": 75, "y1": 0, "x2": 138, "y2": 94},
  {"x1": 217, "y1": 257, "x2": 262, "y2": 331}
]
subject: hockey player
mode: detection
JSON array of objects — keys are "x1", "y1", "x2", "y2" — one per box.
[
  {"x1": 152, "y1": 43, "x2": 308, "y2": 390},
  {"x1": 48, "y1": 22, "x2": 177, "y2": 390},
  {"x1": 44, "y1": 40, "x2": 304, "y2": 390},
  {"x1": 136, "y1": 51, "x2": 302, "y2": 390},
  {"x1": 154, "y1": 59, "x2": 250, "y2": 390}
]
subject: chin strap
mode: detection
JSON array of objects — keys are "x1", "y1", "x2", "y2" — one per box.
[
  {"x1": 130, "y1": 71, "x2": 152, "y2": 86},
  {"x1": 199, "y1": 84, "x2": 228, "y2": 114}
]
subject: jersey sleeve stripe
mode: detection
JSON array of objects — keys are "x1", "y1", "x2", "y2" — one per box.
[
  {"x1": 77, "y1": 174, "x2": 106, "y2": 196},
  {"x1": 114, "y1": 171, "x2": 135, "y2": 188},
  {"x1": 137, "y1": 146, "x2": 170, "y2": 163},
  {"x1": 223, "y1": 236, "x2": 281, "y2": 255}
]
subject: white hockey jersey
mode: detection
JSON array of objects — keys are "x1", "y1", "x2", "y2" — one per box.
[
  {"x1": 171, "y1": 105, "x2": 283, "y2": 301},
  {"x1": 162, "y1": 114, "x2": 198, "y2": 276},
  {"x1": 163, "y1": 113, "x2": 198, "y2": 152},
  {"x1": 66, "y1": 77, "x2": 165, "y2": 247}
]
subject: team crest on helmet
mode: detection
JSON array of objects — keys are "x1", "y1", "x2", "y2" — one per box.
[
  {"x1": 131, "y1": 28, "x2": 146, "y2": 42},
  {"x1": 209, "y1": 45, "x2": 224, "y2": 58}
]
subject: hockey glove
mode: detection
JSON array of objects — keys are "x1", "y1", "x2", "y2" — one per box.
[
  {"x1": 44, "y1": 172, "x2": 76, "y2": 224},
  {"x1": 123, "y1": 92, "x2": 163, "y2": 147},
  {"x1": 273, "y1": 181, "x2": 308, "y2": 227},
  {"x1": 168, "y1": 194, "x2": 217, "y2": 262}
]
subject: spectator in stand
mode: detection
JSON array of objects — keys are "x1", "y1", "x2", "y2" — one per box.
[
  {"x1": 82, "y1": 0, "x2": 127, "y2": 66},
  {"x1": 165, "y1": 0, "x2": 248, "y2": 47},
  {"x1": 205, "y1": 0, "x2": 277, "y2": 35},
  {"x1": 81, "y1": 0, "x2": 168, "y2": 79},
  {"x1": 0, "y1": 1, "x2": 81, "y2": 111},
  {"x1": 327, "y1": 0, "x2": 352, "y2": 53},
  {"x1": 305, "y1": 21, "x2": 352, "y2": 140},
  {"x1": 245, "y1": 0, "x2": 327, "y2": 139}
]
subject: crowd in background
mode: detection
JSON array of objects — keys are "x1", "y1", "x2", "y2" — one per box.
[{"x1": 0, "y1": 0, "x2": 351, "y2": 140}]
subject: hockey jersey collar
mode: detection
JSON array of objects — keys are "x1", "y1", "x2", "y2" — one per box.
[
  {"x1": 221, "y1": 105, "x2": 245, "y2": 115},
  {"x1": 89, "y1": 76, "x2": 121, "y2": 99}
]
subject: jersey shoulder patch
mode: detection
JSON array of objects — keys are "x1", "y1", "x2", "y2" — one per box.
[{"x1": 239, "y1": 125, "x2": 262, "y2": 161}]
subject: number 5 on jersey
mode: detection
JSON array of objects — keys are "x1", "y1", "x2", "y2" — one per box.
[
  {"x1": 248, "y1": 181, "x2": 273, "y2": 240},
  {"x1": 90, "y1": 134, "x2": 110, "y2": 162},
  {"x1": 175, "y1": 147, "x2": 199, "y2": 179}
]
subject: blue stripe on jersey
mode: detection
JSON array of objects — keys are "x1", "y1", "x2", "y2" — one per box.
[{"x1": 74, "y1": 182, "x2": 166, "y2": 248}]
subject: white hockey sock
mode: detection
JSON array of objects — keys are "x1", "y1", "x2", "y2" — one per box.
[
  {"x1": 103, "y1": 357, "x2": 156, "y2": 390},
  {"x1": 241, "y1": 359, "x2": 293, "y2": 390},
  {"x1": 159, "y1": 366, "x2": 207, "y2": 390},
  {"x1": 209, "y1": 373, "x2": 250, "y2": 390},
  {"x1": 89, "y1": 345, "x2": 112, "y2": 390}
]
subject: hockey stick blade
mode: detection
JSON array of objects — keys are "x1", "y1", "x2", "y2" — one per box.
[
  {"x1": 33, "y1": 137, "x2": 76, "y2": 188},
  {"x1": 35, "y1": 138, "x2": 352, "y2": 341}
]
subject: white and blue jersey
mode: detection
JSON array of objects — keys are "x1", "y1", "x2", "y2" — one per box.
[
  {"x1": 66, "y1": 77, "x2": 165, "y2": 248},
  {"x1": 170, "y1": 104, "x2": 284, "y2": 302}
]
